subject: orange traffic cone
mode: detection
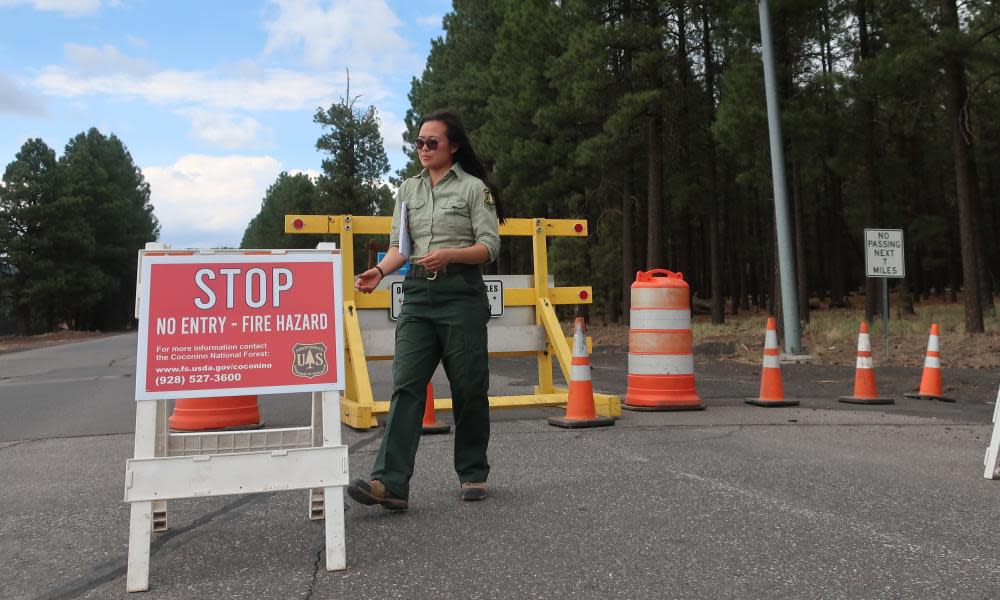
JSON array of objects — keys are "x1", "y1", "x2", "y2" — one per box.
[
  {"x1": 549, "y1": 318, "x2": 615, "y2": 429},
  {"x1": 839, "y1": 322, "x2": 894, "y2": 405},
  {"x1": 746, "y1": 317, "x2": 799, "y2": 407},
  {"x1": 904, "y1": 324, "x2": 956, "y2": 402},
  {"x1": 422, "y1": 382, "x2": 451, "y2": 434},
  {"x1": 168, "y1": 395, "x2": 262, "y2": 431}
]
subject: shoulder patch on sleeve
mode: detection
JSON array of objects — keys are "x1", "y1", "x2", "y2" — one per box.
[{"x1": 483, "y1": 187, "x2": 496, "y2": 210}]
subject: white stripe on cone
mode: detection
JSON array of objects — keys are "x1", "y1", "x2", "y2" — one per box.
[
  {"x1": 763, "y1": 355, "x2": 780, "y2": 369},
  {"x1": 857, "y1": 332, "x2": 872, "y2": 352},
  {"x1": 629, "y1": 309, "x2": 691, "y2": 331},
  {"x1": 570, "y1": 320, "x2": 592, "y2": 382},
  {"x1": 927, "y1": 335, "x2": 940, "y2": 353},
  {"x1": 572, "y1": 324, "x2": 587, "y2": 358},
  {"x1": 856, "y1": 356, "x2": 874, "y2": 369},
  {"x1": 628, "y1": 353, "x2": 695, "y2": 375},
  {"x1": 923, "y1": 356, "x2": 941, "y2": 369},
  {"x1": 765, "y1": 329, "x2": 778, "y2": 349}
]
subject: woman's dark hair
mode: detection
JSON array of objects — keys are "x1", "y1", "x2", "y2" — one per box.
[{"x1": 419, "y1": 110, "x2": 505, "y2": 223}]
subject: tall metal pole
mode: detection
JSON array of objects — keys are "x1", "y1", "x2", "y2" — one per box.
[{"x1": 758, "y1": 0, "x2": 803, "y2": 354}]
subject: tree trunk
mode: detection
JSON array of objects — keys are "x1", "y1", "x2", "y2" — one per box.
[
  {"x1": 820, "y1": 0, "x2": 846, "y2": 308},
  {"x1": 898, "y1": 275, "x2": 915, "y2": 315},
  {"x1": 15, "y1": 304, "x2": 30, "y2": 336},
  {"x1": 700, "y1": 2, "x2": 724, "y2": 323},
  {"x1": 856, "y1": 0, "x2": 880, "y2": 322},
  {"x1": 623, "y1": 168, "x2": 634, "y2": 324},
  {"x1": 647, "y1": 114, "x2": 664, "y2": 268},
  {"x1": 793, "y1": 161, "x2": 809, "y2": 323},
  {"x1": 940, "y1": 0, "x2": 984, "y2": 332}
]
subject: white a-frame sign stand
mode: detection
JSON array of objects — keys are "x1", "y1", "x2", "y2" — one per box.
[{"x1": 124, "y1": 243, "x2": 349, "y2": 592}]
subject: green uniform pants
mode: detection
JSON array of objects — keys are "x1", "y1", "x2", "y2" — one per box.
[{"x1": 372, "y1": 268, "x2": 491, "y2": 500}]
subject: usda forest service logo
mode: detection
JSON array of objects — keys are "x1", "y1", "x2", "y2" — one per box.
[{"x1": 292, "y1": 343, "x2": 328, "y2": 378}]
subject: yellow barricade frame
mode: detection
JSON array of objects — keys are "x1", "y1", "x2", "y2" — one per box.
[{"x1": 285, "y1": 214, "x2": 621, "y2": 429}]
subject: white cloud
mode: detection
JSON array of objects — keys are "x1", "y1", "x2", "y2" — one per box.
[
  {"x1": 144, "y1": 154, "x2": 283, "y2": 248},
  {"x1": 0, "y1": 71, "x2": 46, "y2": 116},
  {"x1": 125, "y1": 34, "x2": 147, "y2": 49},
  {"x1": 416, "y1": 14, "x2": 441, "y2": 27},
  {"x1": 288, "y1": 168, "x2": 321, "y2": 181},
  {"x1": 378, "y1": 109, "x2": 408, "y2": 154},
  {"x1": 64, "y1": 42, "x2": 154, "y2": 76},
  {"x1": 34, "y1": 47, "x2": 390, "y2": 111},
  {"x1": 0, "y1": 0, "x2": 102, "y2": 16},
  {"x1": 262, "y1": 0, "x2": 415, "y2": 72},
  {"x1": 178, "y1": 108, "x2": 271, "y2": 149}
]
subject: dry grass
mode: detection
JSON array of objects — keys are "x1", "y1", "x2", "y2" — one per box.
[
  {"x1": 802, "y1": 303, "x2": 1000, "y2": 368},
  {"x1": 583, "y1": 299, "x2": 1000, "y2": 369}
]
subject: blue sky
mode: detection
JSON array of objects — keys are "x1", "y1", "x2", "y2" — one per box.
[{"x1": 0, "y1": 0, "x2": 448, "y2": 248}]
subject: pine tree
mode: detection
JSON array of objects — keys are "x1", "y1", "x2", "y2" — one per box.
[
  {"x1": 60, "y1": 128, "x2": 159, "y2": 330},
  {"x1": 0, "y1": 139, "x2": 62, "y2": 334},
  {"x1": 314, "y1": 73, "x2": 392, "y2": 216},
  {"x1": 241, "y1": 172, "x2": 322, "y2": 249}
]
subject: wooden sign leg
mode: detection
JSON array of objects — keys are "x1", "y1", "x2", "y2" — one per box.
[
  {"x1": 322, "y1": 390, "x2": 346, "y2": 571},
  {"x1": 309, "y1": 392, "x2": 326, "y2": 520},
  {"x1": 126, "y1": 400, "x2": 159, "y2": 592},
  {"x1": 152, "y1": 400, "x2": 168, "y2": 531}
]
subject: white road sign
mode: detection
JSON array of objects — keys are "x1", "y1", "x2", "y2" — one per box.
[
  {"x1": 390, "y1": 280, "x2": 504, "y2": 320},
  {"x1": 865, "y1": 228, "x2": 905, "y2": 278}
]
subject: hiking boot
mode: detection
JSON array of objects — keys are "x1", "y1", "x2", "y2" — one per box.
[
  {"x1": 346, "y1": 479, "x2": 408, "y2": 511},
  {"x1": 461, "y1": 482, "x2": 488, "y2": 501}
]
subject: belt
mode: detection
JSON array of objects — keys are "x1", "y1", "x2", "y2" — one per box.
[{"x1": 405, "y1": 262, "x2": 479, "y2": 280}]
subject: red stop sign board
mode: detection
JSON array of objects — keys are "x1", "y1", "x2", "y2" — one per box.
[{"x1": 135, "y1": 251, "x2": 345, "y2": 400}]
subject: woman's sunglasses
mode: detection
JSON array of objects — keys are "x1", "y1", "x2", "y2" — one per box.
[{"x1": 414, "y1": 137, "x2": 440, "y2": 151}]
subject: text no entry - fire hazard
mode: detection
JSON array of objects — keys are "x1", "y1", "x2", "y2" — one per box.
[{"x1": 134, "y1": 252, "x2": 345, "y2": 400}]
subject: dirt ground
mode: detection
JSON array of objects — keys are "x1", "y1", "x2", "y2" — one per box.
[
  {"x1": 0, "y1": 330, "x2": 119, "y2": 355},
  {"x1": 585, "y1": 299, "x2": 1000, "y2": 370}
]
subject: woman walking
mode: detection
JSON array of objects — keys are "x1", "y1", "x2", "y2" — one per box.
[{"x1": 348, "y1": 110, "x2": 504, "y2": 510}]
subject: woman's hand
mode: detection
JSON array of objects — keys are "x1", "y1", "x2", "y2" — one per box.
[
  {"x1": 355, "y1": 268, "x2": 383, "y2": 293},
  {"x1": 416, "y1": 249, "x2": 453, "y2": 273}
]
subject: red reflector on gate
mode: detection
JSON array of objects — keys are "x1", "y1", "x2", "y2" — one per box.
[
  {"x1": 574, "y1": 223, "x2": 584, "y2": 233},
  {"x1": 292, "y1": 218, "x2": 304, "y2": 230},
  {"x1": 579, "y1": 290, "x2": 589, "y2": 300}
]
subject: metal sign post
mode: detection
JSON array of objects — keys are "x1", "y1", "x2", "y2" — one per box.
[{"x1": 864, "y1": 229, "x2": 905, "y2": 355}]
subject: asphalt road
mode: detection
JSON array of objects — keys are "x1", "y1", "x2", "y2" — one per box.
[{"x1": 2, "y1": 333, "x2": 999, "y2": 599}]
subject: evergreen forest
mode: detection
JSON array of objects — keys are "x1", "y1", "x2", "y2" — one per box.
[
  {"x1": 394, "y1": 0, "x2": 1000, "y2": 332},
  {"x1": 0, "y1": 130, "x2": 159, "y2": 335}
]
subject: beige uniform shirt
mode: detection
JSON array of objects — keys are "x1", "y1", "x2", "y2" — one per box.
[{"x1": 390, "y1": 162, "x2": 501, "y2": 262}]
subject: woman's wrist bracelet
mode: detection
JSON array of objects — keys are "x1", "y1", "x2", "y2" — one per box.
[{"x1": 374, "y1": 265, "x2": 385, "y2": 279}]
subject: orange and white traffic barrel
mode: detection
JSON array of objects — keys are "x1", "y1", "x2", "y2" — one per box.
[{"x1": 624, "y1": 269, "x2": 703, "y2": 411}]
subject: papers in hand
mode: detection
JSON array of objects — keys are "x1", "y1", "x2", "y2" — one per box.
[{"x1": 398, "y1": 201, "x2": 412, "y2": 259}]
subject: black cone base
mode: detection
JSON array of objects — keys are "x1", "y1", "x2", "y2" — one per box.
[
  {"x1": 745, "y1": 398, "x2": 800, "y2": 407},
  {"x1": 548, "y1": 415, "x2": 615, "y2": 429},
  {"x1": 839, "y1": 396, "x2": 894, "y2": 405},
  {"x1": 904, "y1": 392, "x2": 957, "y2": 403},
  {"x1": 422, "y1": 423, "x2": 451, "y2": 434},
  {"x1": 622, "y1": 404, "x2": 704, "y2": 412}
]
